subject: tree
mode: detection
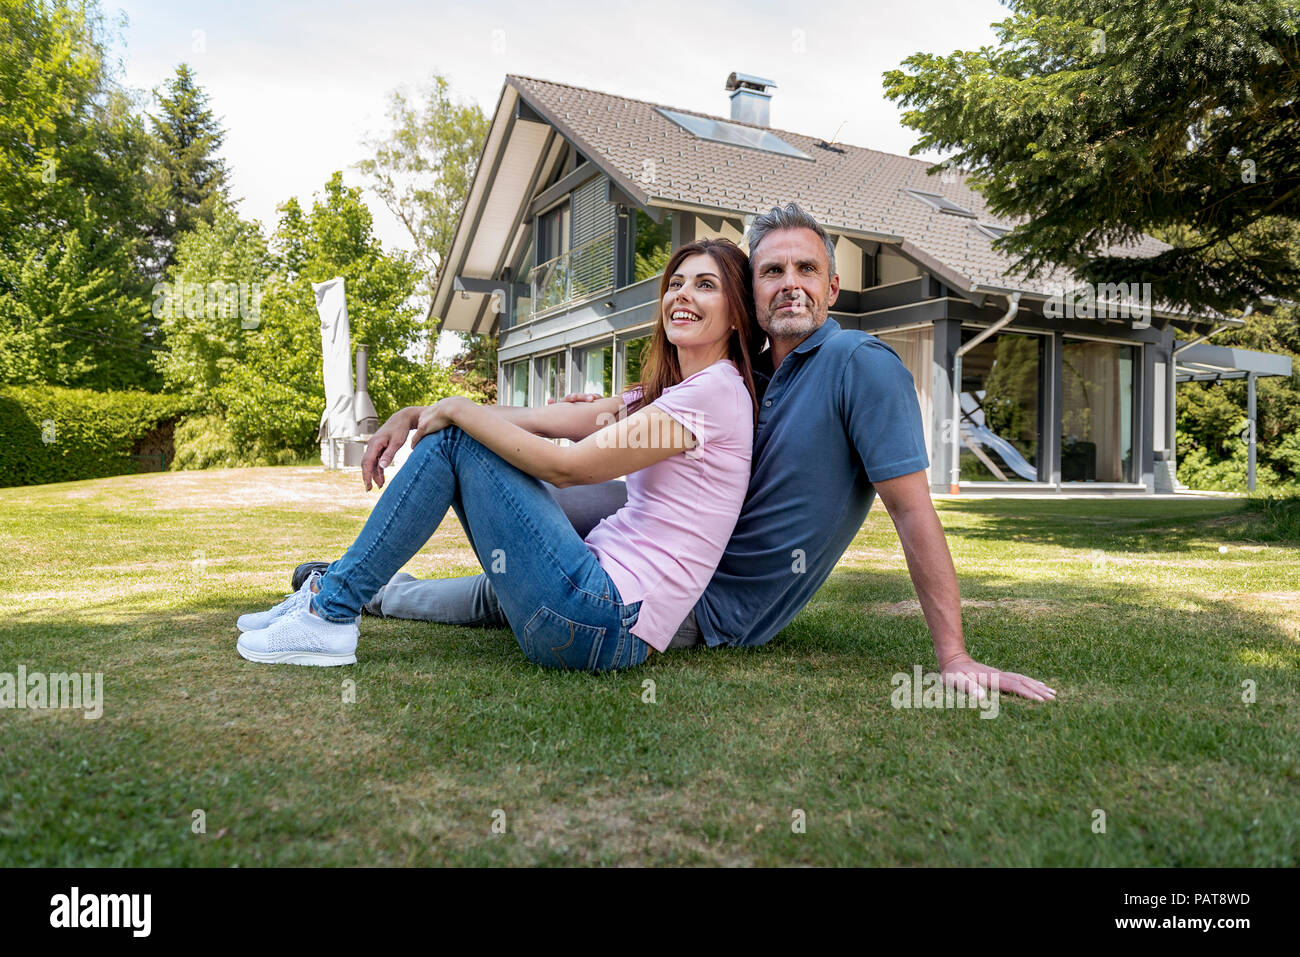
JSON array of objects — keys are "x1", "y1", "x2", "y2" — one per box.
[
  {"x1": 212, "y1": 172, "x2": 464, "y2": 460},
  {"x1": 0, "y1": 0, "x2": 161, "y2": 390},
  {"x1": 1177, "y1": 303, "x2": 1300, "y2": 490},
  {"x1": 883, "y1": 0, "x2": 1300, "y2": 316},
  {"x1": 354, "y1": 72, "x2": 489, "y2": 382},
  {"x1": 354, "y1": 72, "x2": 487, "y2": 302},
  {"x1": 151, "y1": 200, "x2": 272, "y2": 408},
  {"x1": 144, "y1": 63, "x2": 231, "y2": 278}
]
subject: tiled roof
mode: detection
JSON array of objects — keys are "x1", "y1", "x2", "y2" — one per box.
[{"x1": 510, "y1": 74, "x2": 1171, "y2": 302}]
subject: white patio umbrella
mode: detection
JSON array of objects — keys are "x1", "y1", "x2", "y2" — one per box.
[{"x1": 313, "y1": 277, "x2": 358, "y2": 467}]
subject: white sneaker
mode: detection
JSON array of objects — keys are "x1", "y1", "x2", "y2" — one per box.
[
  {"x1": 236, "y1": 570, "x2": 322, "y2": 632},
  {"x1": 236, "y1": 601, "x2": 359, "y2": 667}
]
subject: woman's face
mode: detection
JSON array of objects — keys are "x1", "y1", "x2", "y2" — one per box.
[{"x1": 661, "y1": 252, "x2": 733, "y2": 355}]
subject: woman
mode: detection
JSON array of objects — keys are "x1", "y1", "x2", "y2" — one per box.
[{"x1": 235, "y1": 238, "x2": 762, "y2": 672}]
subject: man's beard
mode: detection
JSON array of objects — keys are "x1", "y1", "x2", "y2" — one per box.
[{"x1": 762, "y1": 300, "x2": 825, "y2": 340}]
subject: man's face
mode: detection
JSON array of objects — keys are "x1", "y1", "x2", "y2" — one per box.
[{"x1": 750, "y1": 227, "x2": 840, "y2": 342}]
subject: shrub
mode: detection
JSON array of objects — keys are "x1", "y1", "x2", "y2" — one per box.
[
  {"x1": 1242, "y1": 491, "x2": 1300, "y2": 543},
  {"x1": 0, "y1": 386, "x2": 194, "y2": 487},
  {"x1": 170, "y1": 413, "x2": 312, "y2": 469}
]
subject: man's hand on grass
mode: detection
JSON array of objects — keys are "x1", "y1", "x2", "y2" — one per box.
[
  {"x1": 361, "y1": 406, "x2": 421, "y2": 491},
  {"x1": 939, "y1": 652, "x2": 1057, "y2": 703}
]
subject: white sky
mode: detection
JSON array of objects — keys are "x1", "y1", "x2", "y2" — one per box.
[{"x1": 103, "y1": 0, "x2": 1011, "y2": 357}]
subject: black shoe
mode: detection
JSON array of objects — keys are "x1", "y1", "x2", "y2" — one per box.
[{"x1": 291, "y1": 561, "x2": 331, "y2": 592}]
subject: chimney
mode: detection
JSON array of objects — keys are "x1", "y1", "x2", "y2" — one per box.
[
  {"x1": 353, "y1": 345, "x2": 379, "y2": 435},
  {"x1": 725, "y1": 72, "x2": 776, "y2": 127}
]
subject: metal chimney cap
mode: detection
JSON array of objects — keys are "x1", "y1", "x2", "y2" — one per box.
[{"x1": 725, "y1": 72, "x2": 777, "y2": 94}]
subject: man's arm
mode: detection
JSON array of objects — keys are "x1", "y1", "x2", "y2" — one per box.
[{"x1": 873, "y1": 470, "x2": 1056, "y2": 703}]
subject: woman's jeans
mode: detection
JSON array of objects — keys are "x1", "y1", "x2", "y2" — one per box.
[{"x1": 311, "y1": 426, "x2": 650, "y2": 672}]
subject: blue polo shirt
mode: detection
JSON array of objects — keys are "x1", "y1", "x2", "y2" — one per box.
[{"x1": 693, "y1": 318, "x2": 930, "y2": 647}]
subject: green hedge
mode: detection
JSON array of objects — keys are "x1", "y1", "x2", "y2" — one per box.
[{"x1": 0, "y1": 386, "x2": 195, "y2": 487}]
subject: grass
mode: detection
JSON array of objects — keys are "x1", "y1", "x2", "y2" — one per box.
[{"x1": 0, "y1": 467, "x2": 1297, "y2": 866}]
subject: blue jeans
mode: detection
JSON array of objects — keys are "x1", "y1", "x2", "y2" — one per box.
[{"x1": 312, "y1": 426, "x2": 650, "y2": 672}]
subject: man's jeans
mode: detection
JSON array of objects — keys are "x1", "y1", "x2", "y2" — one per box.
[
  {"x1": 312, "y1": 426, "x2": 650, "y2": 671},
  {"x1": 360, "y1": 473, "x2": 705, "y2": 649}
]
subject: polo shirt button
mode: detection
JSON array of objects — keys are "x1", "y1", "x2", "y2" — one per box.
[{"x1": 764, "y1": 399, "x2": 772, "y2": 407}]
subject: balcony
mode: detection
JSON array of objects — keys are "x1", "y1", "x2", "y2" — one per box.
[{"x1": 529, "y1": 229, "x2": 615, "y2": 317}]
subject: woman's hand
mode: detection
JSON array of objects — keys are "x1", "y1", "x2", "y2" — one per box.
[
  {"x1": 411, "y1": 396, "x2": 473, "y2": 447},
  {"x1": 361, "y1": 406, "x2": 421, "y2": 491}
]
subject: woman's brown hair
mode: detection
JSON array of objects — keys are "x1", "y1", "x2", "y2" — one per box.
[{"x1": 628, "y1": 238, "x2": 762, "y2": 423}]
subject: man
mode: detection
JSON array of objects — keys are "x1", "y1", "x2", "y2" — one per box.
[{"x1": 298, "y1": 203, "x2": 1055, "y2": 702}]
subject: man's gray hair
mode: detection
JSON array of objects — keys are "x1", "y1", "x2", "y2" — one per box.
[{"x1": 745, "y1": 202, "x2": 836, "y2": 275}]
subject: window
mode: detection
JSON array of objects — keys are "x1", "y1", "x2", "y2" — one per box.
[
  {"x1": 975, "y1": 223, "x2": 1010, "y2": 239},
  {"x1": 509, "y1": 237, "x2": 535, "y2": 327},
  {"x1": 1062, "y1": 341, "x2": 1135, "y2": 482},
  {"x1": 958, "y1": 330, "x2": 1044, "y2": 482},
  {"x1": 538, "y1": 202, "x2": 570, "y2": 263},
  {"x1": 530, "y1": 178, "x2": 616, "y2": 315},
  {"x1": 619, "y1": 337, "x2": 650, "y2": 392},
  {"x1": 903, "y1": 188, "x2": 976, "y2": 218},
  {"x1": 874, "y1": 327, "x2": 934, "y2": 472},
  {"x1": 634, "y1": 210, "x2": 672, "y2": 282},
  {"x1": 579, "y1": 342, "x2": 613, "y2": 397},
  {"x1": 505, "y1": 360, "x2": 528, "y2": 407},
  {"x1": 536, "y1": 352, "x2": 567, "y2": 407},
  {"x1": 655, "y1": 107, "x2": 811, "y2": 160}
]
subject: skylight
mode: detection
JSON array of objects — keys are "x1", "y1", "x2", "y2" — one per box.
[
  {"x1": 903, "y1": 188, "x2": 976, "y2": 218},
  {"x1": 975, "y1": 222, "x2": 1010, "y2": 239},
  {"x1": 655, "y1": 108, "x2": 811, "y2": 160}
]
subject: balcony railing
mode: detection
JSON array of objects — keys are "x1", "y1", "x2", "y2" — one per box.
[{"x1": 528, "y1": 229, "x2": 615, "y2": 317}]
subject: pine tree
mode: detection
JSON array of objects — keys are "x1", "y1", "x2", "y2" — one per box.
[
  {"x1": 146, "y1": 63, "x2": 231, "y2": 277},
  {"x1": 883, "y1": 0, "x2": 1300, "y2": 316}
]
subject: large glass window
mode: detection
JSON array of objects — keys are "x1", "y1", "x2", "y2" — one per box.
[
  {"x1": 958, "y1": 331, "x2": 1043, "y2": 482},
  {"x1": 506, "y1": 360, "x2": 528, "y2": 407},
  {"x1": 633, "y1": 210, "x2": 672, "y2": 282},
  {"x1": 875, "y1": 327, "x2": 934, "y2": 467},
  {"x1": 538, "y1": 202, "x2": 570, "y2": 263},
  {"x1": 619, "y1": 336, "x2": 650, "y2": 392},
  {"x1": 579, "y1": 342, "x2": 613, "y2": 396},
  {"x1": 1062, "y1": 340, "x2": 1135, "y2": 482},
  {"x1": 509, "y1": 237, "x2": 534, "y2": 328},
  {"x1": 537, "y1": 352, "x2": 567, "y2": 407}
]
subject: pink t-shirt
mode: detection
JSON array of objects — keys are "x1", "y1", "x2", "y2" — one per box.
[{"x1": 583, "y1": 359, "x2": 754, "y2": 652}]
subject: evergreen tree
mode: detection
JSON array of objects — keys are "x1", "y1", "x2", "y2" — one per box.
[
  {"x1": 883, "y1": 0, "x2": 1300, "y2": 316},
  {"x1": 0, "y1": 0, "x2": 161, "y2": 390},
  {"x1": 145, "y1": 63, "x2": 231, "y2": 277}
]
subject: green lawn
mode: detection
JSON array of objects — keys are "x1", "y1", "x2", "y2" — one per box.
[{"x1": 1, "y1": 467, "x2": 1297, "y2": 866}]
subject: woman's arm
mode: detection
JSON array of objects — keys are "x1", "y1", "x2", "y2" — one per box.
[
  {"x1": 361, "y1": 396, "x2": 625, "y2": 491},
  {"x1": 413, "y1": 395, "x2": 695, "y2": 488},
  {"x1": 480, "y1": 395, "x2": 626, "y2": 441}
]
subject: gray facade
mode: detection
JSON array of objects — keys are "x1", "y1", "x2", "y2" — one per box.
[{"x1": 435, "y1": 75, "x2": 1288, "y2": 495}]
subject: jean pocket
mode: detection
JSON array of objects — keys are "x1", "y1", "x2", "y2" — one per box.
[
  {"x1": 619, "y1": 600, "x2": 642, "y2": 631},
  {"x1": 521, "y1": 606, "x2": 607, "y2": 671}
]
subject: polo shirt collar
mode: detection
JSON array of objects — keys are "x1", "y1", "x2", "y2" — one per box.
[
  {"x1": 792, "y1": 317, "x2": 841, "y2": 355},
  {"x1": 753, "y1": 317, "x2": 841, "y2": 377}
]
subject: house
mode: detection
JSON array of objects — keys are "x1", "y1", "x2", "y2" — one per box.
[{"x1": 432, "y1": 73, "x2": 1290, "y2": 493}]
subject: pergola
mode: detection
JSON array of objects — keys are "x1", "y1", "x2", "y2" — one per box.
[{"x1": 1174, "y1": 342, "x2": 1293, "y2": 491}]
